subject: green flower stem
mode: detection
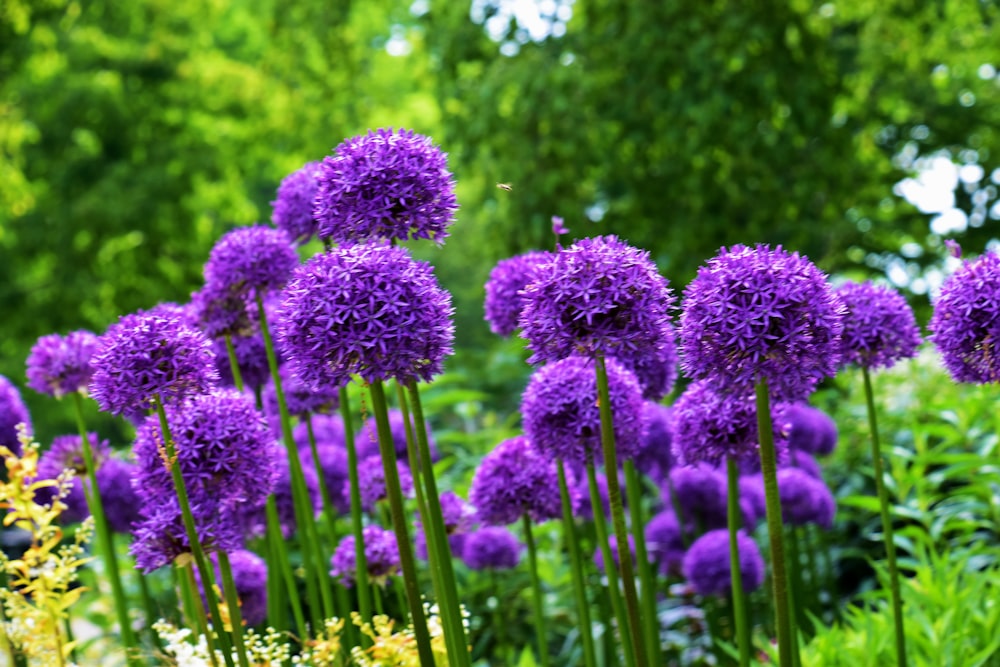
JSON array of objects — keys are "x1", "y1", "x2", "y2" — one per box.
[
  {"x1": 305, "y1": 415, "x2": 347, "y2": 562},
  {"x1": 726, "y1": 457, "x2": 751, "y2": 667},
  {"x1": 521, "y1": 514, "x2": 551, "y2": 667},
  {"x1": 340, "y1": 386, "x2": 373, "y2": 640},
  {"x1": 136, "y1": 565, "x2": 162, "y2": 648},
  {"x1": 266, "y1": 497, "x2": 308, "y2": 642},
  {"x1": 217, "y1": 550, "x2": 251, "y2": 667},
  {"x1": 624, "y1": 461, "x2": 660, "y2": 662},
  {"x1": 256, "y1": 293, "x2": 335, "y2": 623},
  {"x1": 594, "y1": 354, "x2": 648, "y2": 667},
  {"x1": 406, "y1": 383, "x2": 472, "y2": 666},
  {"x1": 816, "y1": 526, "x2": 838, "y2": 623},
  {"x1": 586, "y1": 460, "x2": 636, "y2": 667},
  {"x1": 862, "y1": 366, "x2": 907, "y2": 667},
  {"x1": 557, "y1": 461, "x2": 598, "y2": 667},
  {"x1": 664, "y1": 477, "x2": 690, "y2": 548},
  {"x1": 373, "y1": 584, "x2": 385, "y2": 616},
  {"x1": 224, "y1": 334, "x2": 244, "y2": 392},
  {"x1": 70, "y1": 393, "x2": 140, "y2": 666},
  {"x1": 754, "y1": 377, "x2": 793, "y2": 666},
  {"x1": 369, "y1": 380, "x2": 435, "y2": 666},
  {"x1": 154, "y1": 398, "x2": 237, "y2": 667},
  {"x1": 181, "y1": 562, "x2": 221, "y2": 667},
  {"x1": 785, "y1": 528, "x2": 802, "y2": 667},
  {"x1": 801, "y1": 527, "x2": 821, "y2": 622}
]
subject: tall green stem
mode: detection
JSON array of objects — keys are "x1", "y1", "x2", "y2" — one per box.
[
  {"x1": 266, "y1": 497, "x2": 308, "y2": 642},
  {"x1": 726, "y1": 457, "x2": 751, "y2": 667},
  {"x1": 594, "y1": 355, "x2": 648, "y2": 667},
  {"x1": 181, "y1": 562, "x2": 221, "y2": 667},
  {"x1": 785, "y1": 529, "x2": 801, "y2": 667},
  {"x1": 624, "y1": 461, "x2": 660, "y2": 662},
  {"x1": 217, "y1": 551, "x2": 251, "y2": 667},
  {"x1": 340, "y1": 387, "x2": 373, "y2": 636},
  {"x1": 754, "y1": 377, "x2": 792, "y2": 666},
  {"x1": 862, "y1": 367, "x2": 907, "y2": 667},
  {"x1": 521, "y1": 515, "x2": 551, "y2": 667},
  {"x1": 224, "y1": 334, "x2": 244, "y2": 392},
  {"x1": 557, "y1": 462, "x2": 598, "y2": 667}
]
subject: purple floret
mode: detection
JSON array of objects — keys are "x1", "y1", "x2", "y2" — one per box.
[
  {"x1": 97, "y1": 458, "x2": 142, "y2": 533},
  {"x1": 90, "y1": 310, "x2": 218, "y2": 416},
  {"x1": 519, "y1": 235, "x2": 675, "y2": 366},
  {"x1": 610, "y1": 321, "x2": 680, "y2": 400},
  {"x1": 36, "y1": 433, "x2": 110, "y2": 523},
  {"x1": 26, "y1": 330, "x2": 100, "y2": 398},
  {"x1": 777, "y1": 467, "x2": 836, "y2": 528},
  {"x1": 682, "y1": 528, "x2": 765, "y2": 597},
  {"x1": 262, "y1": 364, "x2": 341, "y2": 420},
  {"x1": 929, "y1": 250, "x2": 1000, "y2": 383},
  {"x1": 213, "y1": 333, "x2": 271, "y2": 391},
  {"x1": 680, "y1": 244, "x2": 844, "y2": 401},
  {"x1": 355, "y1": 408, "x2": 438, "y2": 462},
  {"x1": 462, "y1": 527, "x2": 522, "y2": 570},
  {"x1": 632, "y1": 402, "x2": 676, "y2": 482},
  {"x1": 330, "y1": 525, "x2": 401, "y2": 587},
  {"x1": 130, "y1": 495, "x2": 244, "y2": 572},
  {"x1": 646, "y1": 510, "x2": 687, "y2": 576},
  {"x1": 521, "y1": 355, "x2": 646, "y2": 466},
  {"x1": 785, "y1": 403, "x2": 838, "y2": 457},
  {"x1": 271, "y1": 160, "x2": 323, "y2": 245},
  {"x1": 277, "y1": 244, "x2": 454, "y2": 389},
  {"x1": 190, "y1": 283, "x2": 257, "y2": 340},
  {"x1": 483, "y1": 251, "x2": 553, "y2": 337},
  {"x1": 0, "y1": 375, "x2": 31, "y2": 456},
  {"x1": 836, "y1": 281, "x2": 921, "y2": 371},
  {"x1": 203, "y1": 226, "x2": 299, "y2": 298},
  {"x1": 348, "y1": 455, "x2": 414, "y2": 514},
  {"x1": 470, "y1": 435, "x2": 563, "y2": 526},
  {"x1": 314, "y1": 128, "x2": 458, "y2": 246}
]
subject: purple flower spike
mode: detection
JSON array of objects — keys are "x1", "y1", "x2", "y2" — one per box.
[
  {"x1": 330, "y1": 525, "x2": 401, "y2": 587},
  {"x1": 522, "y1": 356, "x2": 646, "y2": 466},
  {"x1": 26, "y1": 331, "x2": 101, "y2": 398},
  {"x1": 36, "y1": 433, "x2": 110, "y2": 523},
  {"x1": 836, "y1": 281, "x2": 921, "y2": 371},
  {"x1": 271, "y1": 160, "x2": 323, "y2": 245},
  {"x1": 0, "y1": 375, "x2": 31, "y2": 455},
  {"x1": 350, "y1": 456, "x2": 414, "y2": 514},
  {"x1": 483, "y1": 251, "x2": 553, "y2": 337},
  {"x1": 632, "y1": 402, "x2": 676, "y2": 482},
  {"x1": 777, "y1": 467, "x2": 836, "y2": 528},
  {"x1": 785, "y1": 403, "x2": 838, "y2": 456},
  {"x1": 470, "y1": 435, "x2": 563, "y2": 526},
  {"x1": 929, "y1": 250, "x2": 1000, "y2": 384},
  {"x1": 646, "y1": 510, "x2": 687, "y2": 576},
  {"x1": 315, "y1": 128, "x2": 458, "y2": 245},
  {"x1": 356, "y1": 408, "x2": 438, "y2": 462},
  {"x1": 262, "y1": 365, "x2": 341, "y2": 420},
  {"x1": 97, "y1": 458, "x2": 142, "y2": 533},
  {"x1": 277, "y1": 244, "x2": 454, "y2": 389},
  {"x1": 90, "y1": 310, "x2": 218, "y2": 416},
  {"x1": 462, "y1": 527, "x2": 522, "y2": 570},
  {"x1": 682, "y1": 528, "x2": 765, "y2": 597},
  {"x1": 203, "y1": 226, "x2": 299, "y2": 298},
  {"x1": 680, "y1": 244, "x2": 844, "y2": 401},
  {"x1": 520, "y1": 235, "x2": 675, "y2": 366}
]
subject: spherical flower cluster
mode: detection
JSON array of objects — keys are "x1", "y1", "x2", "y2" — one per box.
[
  {"x1": 928, "y1": 250, "x2": 1000, "y2": 383},
  {"x1": 97, "y1": 458, "x2": 142, "y2": 533},
  {"x1": 680, "y1": 244, "x2": 844, "y2": 401},
  {"x1": 314, "y1": 128, "x2": 458, "y2": 245},
  {"x1": 305, "y1": 442, "x2": 351, "y2": 514},
  {"x1": 213, "y1": 333, "x2": 270, "y2": 391},
  {"x1": 90, "y1": 310, "x2": 218, "y2": 415},
  {"x1": 671, "y1": 380, "x2": 789, "y2": 466},
  {"x1": 777, "y1": 467, "x2": 835, "y2": 528},
  {"x1": 682, "y1": 529, "x2": 765, "y2": 597},
  {"x1": 836, "y1": 281, "x2": 921, "y2": 371},
  {"x1": 738, "y1": 475, "x2": 767, "y2": 527},
  {"x1": 277, "y1": 244, "x2": 454, "y2": 388},
  {"x1": 241, "y1": 455, "x2": 321, "y2": 540},
  {"x1": 632, "y1": 402, "x2": 676, "y2": 481},
  {"x1": 213, "y1": 550, "x2": 269, "y2": 627},
  {"x1": 521, "y1": 355, "x2": 645, "y2": 466},
  {"x1": 294, "y1": 414, "x2": 347, "y2": 451},
  {"x1": 645, "y1": 510, "x2": 686, "y2": 576},
  {"x1": 789, "y1": 450, "x2": 823, "y2": 479},
  {"x1": 356, "y1": 408, "x2": 438, "y2": 461},
  {"x1": 190, "y1": 283, "x2": 257, "y2": 339},
  {"x1": 461, "y1": 527, "x2": 522, "y2": 570},
  {"x1": 131, "y1": 496, "x2": 244, "y2": 572},
  {"x1": 351, "y1": 456, "x2": 414, "y2": 514},
  {"x1": 263, "y1": 365, "x2": 340, "y2": 420},
  {"x1": 571, "y1": 468, "x2": 610, "y2": 519},
  {"x1": 470, "y1": 436, "x2": 563, "y2": 526},
  {"x1": 0, "y1": 375, "x2": 31, "y2": 455},
  {"x1": 785, "y1": 403, "x2": 838, "y2": 456},
  {"x1": 519, "y1": 235, "x2": 675, "y2": 366},
  {"x1": 271, "y1": 160, "x2": 323, "y2": 244},
  {"x1": 415, "y1": 492, "x2": 477, "y2": 560},
  {"x1": 483, "y1": 251, "x2": 552, "y2": 337},
  {"x1": 36, "y1": 433, "x2": 110, "y2": 523},
  {"x1": 330, "y1": 525, "x2": 401, "y2": 587},
  {"x1": 667, "y1": 465, "x2": 727, "y2": 531},
  {"x1": 26, "y1": 330, "x2": 100, "y2": 398},
  {"x1": 612, "y1": 322, "x2": 679, "y2": 400},
  {"x1": 203, "y1": 226, "x2": 299, "y2": 298}
]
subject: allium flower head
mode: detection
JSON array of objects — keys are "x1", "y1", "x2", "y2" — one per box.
[
  {"x1": 738, "y1": 475, "x2": 767, "y2": 527},
  {"x1": 131, "y1": 496, "x2": 243, "y2": 572},
  {"x1": 97, "y1": 458, "x2": 142, "y2": 533},
  {"x1": 776, "y1": 467, "x2": 835, "y2": 528},
  {"x1": 26, "y1": 330, "x2": 100, "y2": 398},
  {"x1": 350, "y1": 456, "x2": 414, "y2": 514},
  {"x1": 305, "y1": 442, "x2": 351, "y2": 514},
  {"x1": 0, "y1": 375, "x2": 31, "y2": 455},
  {"x1": 519, "y1": 235, "x2": 675, "y2": 365},
  {"x1": 682, "y1": 529, "x2": 765, "y2": 597},
  {"x1": 461, "y1": 527, "x2": 522, "y2": 570},
  {"x1": 271, "y1": 160, "x2": 323, "y2": 244},
  {"x1": 469, "y1": 435, "x2": 563, "y2": 526},
  {"x1": 190, "y1": 283, "x2": 257, "y2": 339},
  {"x1": 784, "y1": 403, "x2": 837, "y2": 456},
  {"x1": 356, "y1": 408, "x2": 438, "y2": 461},
  {"x1": 262, "y1": 365, "x2": 341, "y2": 420},
  {"x1": 213, "y1": 333, "x2": 271, "y2": 391},
  {"x1": 611, "y1": 322, "x2": 679, "y2": 400},
  {"x1": 789, "y1": 450, "x2": 823, "y2": 479},
  {"x1": 680, "y1": 244, "x2": 844, "y2": 401},
  {"x1": 210, "y1": 550, "x2": 268, "y2": 626},
  {"x1": 90, "y1": 310, "x2": 218, "y2": 415},
  {"x1": 203, "y1": 226, "x2": 299, "y2": 298},
  {"x1": 929, "y1": 250, "x2": 1000, "y2": 383},
  {"x1": 483, "y1": 251, "x2": 553, "y2": 337},
  {"x1": 571, "y1": 468, "x2": 610, "y2": 519},
  {"x1": 314, "y1": 128, "x2": 458, "y2": 245},
  {"x1": 241, "y1": 455, "x2": 321, "y2": 540},
  {"x1": 521, "y1": 355, "x2": 645, "y2": 466},
  {"x1": 836, "y1": 281, "x2": 921, "y2": 370},
  {"x1": 437, "y1": 491, "x2": 477, "y2": 534},
  {"x1": 36, "y1": 433, "x2": 110, "y2": 523},
  {"x1": 330, "y1": 525, "x2": 401, "y2": 587},
  {"x1": 633, "y1": 402, "x2": 676, "y2": 481},
  {"x1": 294, "y1": 414, "x2": 347, "y2": 451},
  {"x1": 645, "y1": 510, "x2": 686, "y2": 576},
  {"x1": 667, "y1": 464, "x2": 727, "y2": 531},
  {"x1": 277, "y1": 244, "x2": 454, "y2": 388}
]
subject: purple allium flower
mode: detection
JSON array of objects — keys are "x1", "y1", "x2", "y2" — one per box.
[
  {"x1": 519, "y1": 235, "x2": 675, "y2": 366},
  {"x1": 945, "y1": 239, "x2": 962, "y2": 259},
  {"x1": 777, "y1": 467, "x2": 836, "y2": 528},
  {"x1": 646, "y1": 510, "x2": 687, "y2": 576},
  {"x1": 36, "y1": 433, "x2": 110, "y2": 523},
  {"x1": 929, "y1": 251, "x2": 1000, "y2": 383},
  {"x1": 633, "y1": 402, "x2": 676, "y2": 481},
  {"x1": 679, "y1": 244, "x2": 845, "y2": 401},
  {"x1": 593, "y1": 534, "x2": 636, "y2": 572},
  {"x1": 241, "y1": 454, "x2": 322, "y2": 540},
  {"x1": 462, "y1": 527, "x2": 522, "y2": 570},
  {"x1": 0, "y1": 375, "x2": 31, "y2": 455},
  {"x1": 26, "y1": 330, "x2": 100, "y2": 398},
  {"x1": 738, "y1": 475, "x2": 767, "y2": 527},
  {"x1": 314, "y1": 128, "x2": 458, "y2": 245},
  {"x1": 356, "y1": 408, "x2": 438, "y2": 462},
  {"x1": 788, "y1": 450, "x2": 823, "y2": 480},
  {"x1": 611, "y1": 322, "x2": 680, "y2": 401},
  {"x1": 682, "y1": 529, "x2": 765, "y2": 597},
  {"x1": 349, "y1": 456, "x2": 414, "y2": 514},
  {"x1": 97, "y1": 458, "x2": 142, "y2": 533},
  {"x1": 330, "y1": 525, "x2": 401, "y2": 587},
  {"x1": 90, "y1": 310, "x2": 218, "y2": 416},
  {"x1": 212, "y1": 333, "x2": 271, "y2": 391},
  {"x1": 203, "y1": 226, "x2": 299, "y2": 299},
  {"x1": 784, "y1": 403, "x2": 838, "y2": 457},
  {"x1": 213, "y1": 550, "x2": 268, "y2": 627},
  {"x1": 551, "y1": 216, "x2": 569, "y2": 236},
  {"x1": 277, "y1": 244, "x2": 454, "y2": 388},
  {"x1": 667, "y1": 465, "x2": 727, "y2": 531},
  {"x1": 131, "y1": 495, "x2": 244, "y2": 572},
  {"x1": 835, "y1": 281, "x2": 921, "y2": 371},
  {"x1": 415, "y1": 491, "x2": 477, "y2": 560},
  {"x1": 571, "y1": 467, "x2": 610, "y2": 519},
  {"x1": 521, "y1": 355, "x2": 645, "y2": 466},
  {"x1": 190, "y1": 283, "x2": 258, "y2": 340},
  {"x1": 262, "y1": 365, "x2": 341, "y2": 421},
  {"x1": 271, "y1": 160, "x2": 323, "y2": 245},
  {"x1": 470, "y1": 436, "x2": 563, "y2": 526},
  {"x1": 483, "y1": 251, "x2": 553, "y2": 337},
  {"x1": 304, "y1": 443, "x2": 351, "y2": 514},
  {"x1": 294, "y1": 414, "x2": 347, "y2": 451},
  {"x1": 672, "y1": 381, "x2": 789, "y2": 467}
]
